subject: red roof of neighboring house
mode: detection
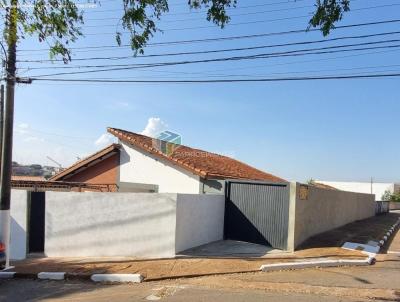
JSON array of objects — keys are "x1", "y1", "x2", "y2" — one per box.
[
  {"x1": 108, "y1": 127, "x2": 286, "y2": 182},
  {"x1": 312, "y1": 182, "x2": 338, "y2": 190},
  {"x1": 50, "y1": 144, "x2": 120, "y2": 181},
  {"x1": 11, "y1": 179, "x2": 117, "y2": 192},
  {"x1": 11, "y1": 175, "x2": 45, "y2": 182}
]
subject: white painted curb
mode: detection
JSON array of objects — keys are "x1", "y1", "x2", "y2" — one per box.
[
  {"x1": 259, "y1": 257, "x2": 372, "y2": 272},
  {"x1": 91, "y1": 274, "x2": 143, "y2": 283},
  {"x1": 342, "y1": 242, "x2": 380, "y2": 256},
  {"x1": 38, "y1": 272, "x2": 65, "y2": 280},
  {"x1": 0, "y1": 272, "x2": 15, "y2": 279},
  {"x1": 260, "y1": 218, "x2": 400, "y2": 273}
]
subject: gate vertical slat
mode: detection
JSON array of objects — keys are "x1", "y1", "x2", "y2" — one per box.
[{"x1": 224, "y1": 181, "x2": 290, "y2": 250}]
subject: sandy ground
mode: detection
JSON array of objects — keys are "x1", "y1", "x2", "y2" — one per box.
[
  {"x1": 10, "y1": 247, "x2": 365, "y2": 280},
  {"x1": 1, "y1": 230, "x2": 399, "y2": 301},
  {"x1": 10, "y1": 212, "x2": 400, "y2": 280}
]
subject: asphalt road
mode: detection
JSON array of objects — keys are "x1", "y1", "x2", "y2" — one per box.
[{"x1": 1, "y1": 225, "x2": 400, "y2": 302}]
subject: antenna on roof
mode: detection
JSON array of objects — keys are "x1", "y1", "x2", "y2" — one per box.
[{"x1": 46, "y1": 156, "x2": 63, "y2": 169}]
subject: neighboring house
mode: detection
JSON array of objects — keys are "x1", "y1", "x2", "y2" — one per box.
[
  {"x1": 50, "y1": 127, "x2": 285, "y2": 193},
  {"x1": 311, "y1": 182, "x2": 338, "y2": 190},
  {"x1": 316, "y1": 180, "x2": 400, "y2": 201},
  {"x1": 49, "y1": 144, "x2": 123, "y2": 192},
  {"x1": 11, "y1": 175, "x2": 45, "y2": 182}
]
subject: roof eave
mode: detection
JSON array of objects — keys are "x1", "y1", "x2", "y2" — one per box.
[{"x1": 49, "y1": 144, "x2": 120, "y2": 181}]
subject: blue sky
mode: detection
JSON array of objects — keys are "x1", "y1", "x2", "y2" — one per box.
[{"x1": 12, "y1": 0, "x2": 400, "y2": 182}]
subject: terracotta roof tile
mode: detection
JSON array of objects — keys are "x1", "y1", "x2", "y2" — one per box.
[
  {"x1": 108, "y1": 127, "x2": 286, "y2": 183},
  {"x1": 312, "y1": 182, "x2": 339, "y2": 190},
  {"x1": 11, "y1": 175, "x2": 45, "y2": 181}
]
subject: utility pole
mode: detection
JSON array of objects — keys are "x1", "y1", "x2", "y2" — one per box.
[
  {"x1": 370, "y1": 177, "x2": 373, "y2": 194},
  {"x1": 0, "y1": 0, "x2": 17, "y2": 270},
  {"x1": 0, "y1": 84, "x2": 4, "y2": 172}
]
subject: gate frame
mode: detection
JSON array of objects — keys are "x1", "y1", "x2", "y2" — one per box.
[{"x1": 223, "y1": 179, "x2": 292, "y2": 250}]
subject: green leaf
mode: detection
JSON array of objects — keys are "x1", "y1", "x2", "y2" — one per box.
[{"x1": 308, "y1": 0, "x2": 350, "y2": 36}]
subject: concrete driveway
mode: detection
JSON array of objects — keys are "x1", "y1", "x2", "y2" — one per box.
[{"x1": 178, "y1": 240, "x2": 284, "y2": 258}]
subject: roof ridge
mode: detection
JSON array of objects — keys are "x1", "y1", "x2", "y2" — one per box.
[
  {"x1": 108, "y1": 128, "x2": 209, "y2": 177},
  {"x1": 107, "y1": 127, "x2": 286, "y2": 182},
  {"x1": 107, "y1": 127, "x2": 225, "y2": 157}
]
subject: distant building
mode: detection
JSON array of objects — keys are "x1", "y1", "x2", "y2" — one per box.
[
  {"x1": 316, "y1": 180, "x2": 400, "y2": 201},
  {"x1": 12, "y1": 161, "x2": 59, "y2": 179}
]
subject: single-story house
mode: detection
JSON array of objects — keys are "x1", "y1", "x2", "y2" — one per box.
[
  {"x1": 4, "y1": 131, "x2": 378, "y2": 259},
  {"x1": 50, "y1": 127, "x2": 285, "y2": 193},
  {"x1": 316, "y1": 180, "x2": 400, "y2": 201}
]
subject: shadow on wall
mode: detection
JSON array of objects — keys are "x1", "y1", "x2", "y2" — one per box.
[
  {"x1": 10, "y1": 217, "x2": 27, "y2": 260},
  {"x1": 119, "y1": 146, "x2": 130, "y2": 166}
]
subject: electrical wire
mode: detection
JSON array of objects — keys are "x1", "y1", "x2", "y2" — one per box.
[
  {"x1": 26, "y1": 42, "x2": 400, "y2": 77},
  {"x1": 82, "y1": 0, "x2": 308, "y2": 15},
  {"x1": 18, "y1": 18, "x2": 400, "y2": 54},
  {"x1": 17, "y1": 31, "x2": 400, "y2": 63},
  {"x1": 81, "y1": 3, "x2": 400, "y2": 34},
  {"x1": 27, "y1": 73, "x2": 400, "y2": 83}
]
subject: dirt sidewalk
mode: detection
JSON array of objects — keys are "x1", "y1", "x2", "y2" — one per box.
[
  {"x1": 10, "y1": 212, "x2": 399, "y2": 281},
  {"x1": 11, "y1": 247, "x2": 364, "y2": 280}
]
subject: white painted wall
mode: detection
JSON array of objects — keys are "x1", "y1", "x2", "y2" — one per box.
[
  {"x1": 175, "y1": 194, "x2": 225, "y2": 253},
  {"x1": 317, "y1": 181, "x2": 398, "y2": 201},
  {"x1": 0, "y1": 190, "x2": 28, "y2": 260},
  {"x1": 45, "y1": 192, "x2": 178, "y2": 258},
  {"x1": 45, "y1": 192, "x2": 225, "y2": 258},
  {"x1": 119, "y1": 142, "x2": 201, "y2": 194},
  {"x1": 10, "y1": 190, "x2": 28, "y2": 260}
]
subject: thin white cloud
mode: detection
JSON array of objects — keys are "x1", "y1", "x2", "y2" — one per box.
[
  {"x1": 94, "y1": 133, "x2": 115, "y2": 147},
  {"x1": 106, "y1": 101, "x2": 133, "y2": 111},
  {"x1": 15, "y1": 123, "x2": 45, "y2": 143},
  {"x1": 12, "y1": 122, "x2": 91, "y2": 167},
  {"x1": 23, "y1": 136, "x2": 45, "y2": 143},
  {"x1": 141, "y1": 117, "x2": 167, "y2": 138},
  {"x1": 18, "y1": 123, "x2": 29, "y2": 129},
  {"x1": 16, "y1": 123, "x2": 30, "y2": 134},
  {"x1": 115, "y1": 101, "x2": 131, "y2": 108}
]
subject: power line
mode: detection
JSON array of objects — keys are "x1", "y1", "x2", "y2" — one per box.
[
  {"x1": 26, "y1": 42, "x2": 400, "y2": 77},
  {"x1": 27, "y1": 73, "x2": 400, "y2": 83},
  {"x1": 22, "y1": 47, "x2": 400, "y2": 81},
  {"x1": 82, "y1": 0, "x2": 308, "y2": 15},
  {"x1": 85, "y1": 14, "x2": 312, "y2": 35},
  {"x1": 83, "y1": 3, "x2": 313, "y2": 23},
  {"x1": 18, "y1": 31, "x2": 400, "y2": 64},
  {"x1": 80, "y1": 2, "x2": 398, "y2": 27},
  {"x1": 43, "y1": 64, "x2": 400, "y2": 79},
  {"x1": 203, "y1": 47, "x2": 400, "y2": 75},
  {"x1": 81, "y1": 3, "x2": 400, "y2": 34},
  {"x1": 17, "y1": 19, "x2": 400, "y2": 54}
]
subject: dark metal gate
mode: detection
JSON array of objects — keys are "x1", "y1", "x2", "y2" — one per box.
[
  {"x1": 224, "y1": 181, "x2": 290, "y2": 250},
  {"x1": 28, "y1": 192, "x2": 46, "y2": 253}
]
